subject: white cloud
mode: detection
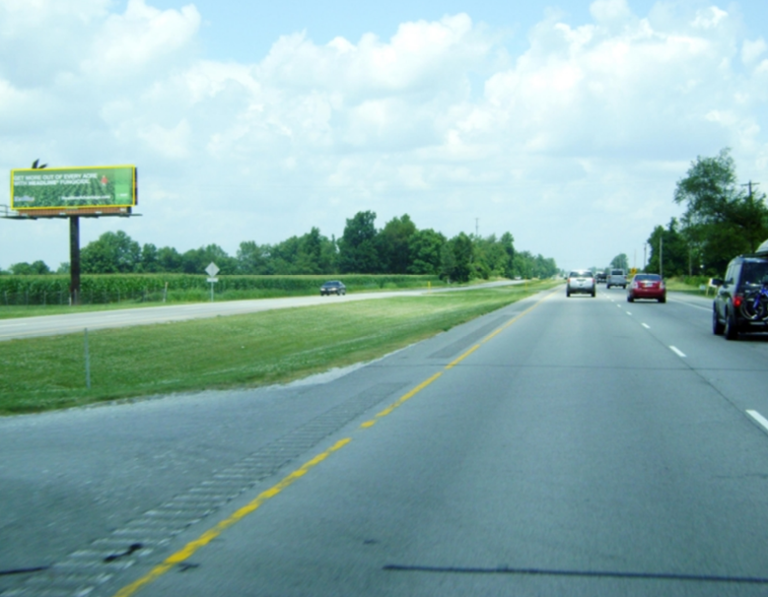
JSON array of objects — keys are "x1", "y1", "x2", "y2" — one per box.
[
  {"x1": 137, "y1": 119, "x2": 192, "y2": 159},
  {"x1": 1, "y1": 0, "x2": 766, "y2": 272},
  {"x1": 589, "y1": 0, "x2": 633, "y2": 24},
  {"x1": 82, "y1": 0, "x2": 201, "y2": 77},
  {"x1": 691, "y1": 6, "x2": 728, "y2": 30},
  {"x1": 742, "y1": 38, "x2": 767, "y2": 64}
]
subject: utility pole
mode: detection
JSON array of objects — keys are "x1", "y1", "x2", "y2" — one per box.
[
  {"x1": 660, "y1": 236, "x2": 663, "y2": 278},
  {"x1": 475, "y1": 218, "x2": 479, "y2": 238},
  {"x1": 70, "y1": 216, "x2": 80, "y2": 304},
  {"x1": 742, "y1": 181, "x2": 760, "y2": 198}
]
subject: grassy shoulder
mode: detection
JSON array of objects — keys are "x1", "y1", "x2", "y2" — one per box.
[
  {"x1": 664, "y1": 276, "x2": 717, "y2": 295},
  {"x1": 0, "y1": 281, "x2": 557, "y2": 415}
]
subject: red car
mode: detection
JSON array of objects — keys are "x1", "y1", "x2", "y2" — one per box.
[{"x1": 627, "y1": 274, "x2": 666, "y2": 303}]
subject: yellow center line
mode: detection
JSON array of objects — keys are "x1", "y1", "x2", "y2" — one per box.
[
  {"x1": 445, "y1": 344, "x2": 481, "y2": 369},
  {"x1": 113, "y1": 438, "x2": 351, "y2": 597},
  {"x1": 482, "y1": 286, "x2": 559, "y2": 344},
  {"x1": 112, "y1": 287, "x2": 555, "y2": 597}
]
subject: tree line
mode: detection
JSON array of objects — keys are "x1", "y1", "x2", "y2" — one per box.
[
  {"x1": 645, "y1": 148, "x2": 768, "y2": 277},
  {"x1": 2, "y1": 211, "x2": 558, "y2": 282}
]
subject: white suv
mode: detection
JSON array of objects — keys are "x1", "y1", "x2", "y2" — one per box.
[{"x1": 566, "y1": 270, "x2": 596, "y2": 297}]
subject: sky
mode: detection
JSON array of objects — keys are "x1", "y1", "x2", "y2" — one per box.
[{"x1": 1, "y1": 0, "x2": 767, "y2": 273}]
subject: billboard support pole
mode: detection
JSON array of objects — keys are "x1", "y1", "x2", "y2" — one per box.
[{"x1": 70, "y1": 216, "x2": 81, "y2": 305}]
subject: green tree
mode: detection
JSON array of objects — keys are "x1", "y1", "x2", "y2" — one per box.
[
  {"x1": 181, "y1": 244, "x2": 236, "y2": 274},
  {"x1": 449, "y1": 233, "x2": 473, "y2": 283},
  {"x1": 610, "y1": 253, "x2": 629, "y2": 270},
  {"x1": 470, "y1": 233, "x2": 516, "y2": 279},
  {"x1": 408, "y1": 229, "x2": 446, "y2": 275},
  {"x1": 513, "y1": 250, "x2": 534, "y2": 279},
  {"x1": 646, "y1": 219, "x2": 688, "y2": 277},
  {"x1": 439, "y1": 241, "x2": 457, "y2": 282},
  {"x1": 500, "y1": 232, "x2": 516, "y2": 279},
  {"x1": 140, "y1": 243, "x2": 161, "y2": 273},
  {"x1": 157, "y1": 246, "x2": 183, "y2": 272},
  {"x1": 10, "y1": 260, "x2": 51, "y2": 275},
  {"x1": 81, "y1": 231, "x2": 140, "y2": 273},
  {"x1": 338, "y1": 211, "x2": 380, "y2": 274},
  {"x1": 378, "y1": 214, "x2": 417, "y2": 274},
  {"x1": 674, "y1": 148, "x2": 768, "y2": 273},
  {"x1": 236, "y1": 241, "x2": 268, "y2": 274},
  {"x1": 532, "y1": 254, "x2": 558, "y2": 278}
]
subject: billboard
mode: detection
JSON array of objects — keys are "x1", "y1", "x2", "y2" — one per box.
[{"x1": 10, "y1": 165, "x2": 137, "y2": 213}]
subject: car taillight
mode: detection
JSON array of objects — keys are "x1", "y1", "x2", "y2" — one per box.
[{"x1": 734, "y1": 295, "x2": 743, "y2": 308}]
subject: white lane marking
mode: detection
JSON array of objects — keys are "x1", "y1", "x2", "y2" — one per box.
[
  {"x1": 669, "y1": 346, "x2": 686, "y2": 358},
  {"x1": 626, "y1": 312, "x2": 632, "y2": 316},
  {"x1": 617, "y1": 304, "x2": 621, "y2": 308},
  {"x1": 642, "y1": 323, "x2": 650, "y2": 329},
  {"x1": 747, "y1": 410, "x2": 768, "y2": 433}
]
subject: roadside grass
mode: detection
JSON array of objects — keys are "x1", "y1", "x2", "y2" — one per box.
[
  {"x1": 665, "y1": 276, "x2": 716, "y2": 296},
  {"x1": 0, "y1": 274, "x2": 448, "y2": 319},
  {"x1": 0, "y1": 281, "x2": 557, "y2": 415},
  {"x1": 0, "y1": 279, "x2": 470, "y2": 321}
]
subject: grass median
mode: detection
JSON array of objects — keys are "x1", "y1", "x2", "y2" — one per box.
[{"x1": 0, "y1": 281, "x2": 556, "y2": 415}]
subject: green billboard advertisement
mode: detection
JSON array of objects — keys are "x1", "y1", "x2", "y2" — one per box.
[{"x1": 10, "y1": 165, "x2": 137, "y2": 211}]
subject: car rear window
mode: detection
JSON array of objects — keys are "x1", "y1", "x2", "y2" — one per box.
[
  {"x1": 741, "y1": 261, "x2": 768, "y2": 286},
  {"x1": 569, "y1": 271, "x2": 592, "y2": 277},
  {"x1": 611, "y1": 269, "x2": 624, "y2": 275},
  {"x1": 634, "y1": 274, "x2": 660, "y2": 281}
]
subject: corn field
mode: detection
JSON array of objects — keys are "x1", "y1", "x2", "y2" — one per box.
[{"x1": 0, "y1": 274, "x2": 443, "y2": 306}]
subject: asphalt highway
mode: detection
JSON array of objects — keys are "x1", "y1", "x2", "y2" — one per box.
[{"x1": 3, "y1": 285, "x2": 768, "y2": 596}]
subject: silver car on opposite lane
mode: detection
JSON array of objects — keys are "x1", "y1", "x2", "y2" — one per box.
[{"x1": 566, "y1": 270, "x2": 596, "y2": 298}]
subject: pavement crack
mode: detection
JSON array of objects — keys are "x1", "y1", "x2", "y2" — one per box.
[
  {"x1": 0, "y1": 565, "x2": 49, "y2": 576},
  {"x1": 383, "y1": 564, "x2": 768, "y2": 584},
  {"x1": 103, "y1": 542, "x2": 143, "y2": 563}
]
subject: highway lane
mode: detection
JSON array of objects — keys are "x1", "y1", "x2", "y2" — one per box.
[
  {"x1": 0, "y1": 280, "x2": 523, "y2": 341},
  {"x1": 604, "y1": 285, "x2": 768, "y2": 420},
  {"x1": 3, "y1": 285, "x2": 768, "y2": 596}
]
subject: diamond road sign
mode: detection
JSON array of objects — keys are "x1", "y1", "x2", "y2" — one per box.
[{"x1": 205, "y1": 262, "x2": 220, "y2": 277}]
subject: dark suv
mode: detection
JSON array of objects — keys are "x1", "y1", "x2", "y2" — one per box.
[{"x1": 712, "y1": 254, "x2": 768, "y2": 340}]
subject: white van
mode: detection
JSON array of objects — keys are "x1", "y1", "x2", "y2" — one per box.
[{"x1": 607, "y1": 269, "x2": 627, "y2": 289}]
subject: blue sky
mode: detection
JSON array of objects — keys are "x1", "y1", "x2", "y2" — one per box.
[{"x1": 2, "y1": 0, "x2": 767, "y2": 272}]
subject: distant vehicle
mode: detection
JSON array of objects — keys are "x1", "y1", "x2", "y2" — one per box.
[
  {"x1": 627, "y1": 274, "x2": 666, "y2": 303},
  {"x1": 606, "y1": 269, "x2": 627, "y2": 289},
  {"x1": 320, "y1": 281, "x2": 346, "y2": 296},
  {"x1": 596, "y1": 272, "x2": 607, "y2": 283},
  {"x1": 712, "y1": 254, "x2": 768, "y2": 340},
  {"x1": 566, "y1": 270, "x2": 596, "y2": 297}
]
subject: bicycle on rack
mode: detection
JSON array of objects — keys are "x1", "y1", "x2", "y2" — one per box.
[{"x1": 740, "y1": 275, "x2": 768, "y2": 321}]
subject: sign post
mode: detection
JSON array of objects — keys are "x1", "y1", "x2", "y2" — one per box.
[{"x1": 206, "y1": 262, "x2": 220, "y2": 302}]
